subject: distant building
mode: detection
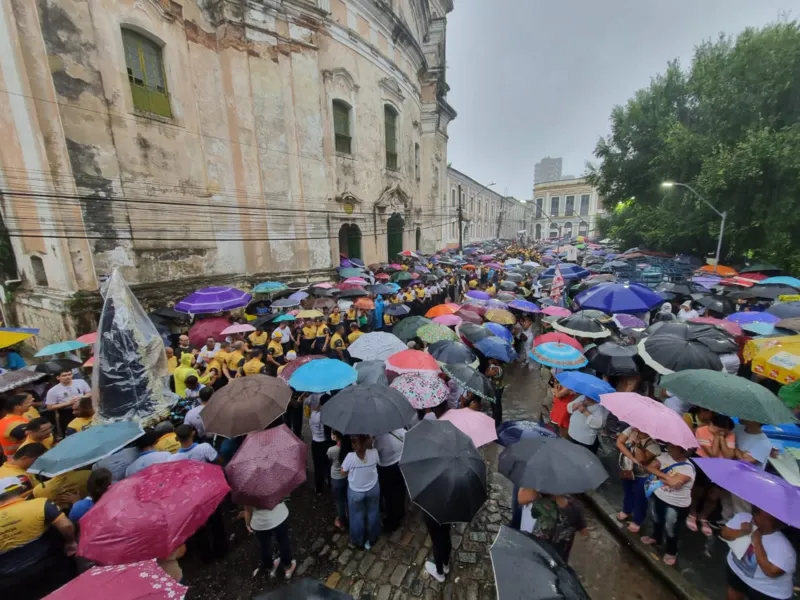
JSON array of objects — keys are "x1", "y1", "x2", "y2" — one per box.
[
  {"x1": 445, "y1": 168, "x2": 505, "y2": 246},
  {"x1": 531, "y1": 177, "x2": 604, "y2": 240},
  {"x1": 534, "y1": 157, "x2": 563, "y2": 184},
  {"x1": 499, "y1": 197, "x2": 526, "y2": 241}
]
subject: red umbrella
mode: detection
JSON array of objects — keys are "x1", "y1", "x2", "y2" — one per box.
[
  {"x1": 225, "y1": 425, "x2": 307, "y2": 509},
  {"x1": 689, "y1": 317, "x2": 744, "y2": 337},
  {"x1": 278, "y1": 355, "x2": 326, "y2": 383},
  {"x1": 375, "y1": 273, "x2": 391, "y2": 280},
  {"x1": 534, "y1": 332, "x2": 583, "y2": 352},
  {"x1": 336, "y1": 282, "x2": 364, "y2": 291},
  {"x1": 385, "y1": 349, "x2": 441, "y2": 375},
  {"x1": 78, "y1": 461, "x2": 230, "y2": 565},
  {"x1": 461, "y1": 303, "x2": 487, "y2": 316},
  {"x1": 188, "y1": 317, "x2": 230, "y2": 348},
  {"x1": 76, "y1": 331, "x2": 97, "y2": 344},
  {"x1": 455, "y1": 310, "x2": 483, "y2": 325},
  {"x1": 44, "y1": 559, "x2": 187, "y2": 600}
]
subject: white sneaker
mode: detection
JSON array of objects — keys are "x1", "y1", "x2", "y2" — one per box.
[
  {"x1": 443, "y1": 564, "x2": 450, "y2": 574},
  {"x1": 269, "y1": 558, "x2": 280, "y2": 578},
  {"x1": 425, "y1": 561, "x2": 445, "y2": 583}
]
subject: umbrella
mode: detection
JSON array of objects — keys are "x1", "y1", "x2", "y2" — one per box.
[
  {"x1": 225, "y1": 425, "x2": 307, "y2": 509},
  {"x1": 498, "y1": 437, "x2": 608, "y2": 494},
  {"x1": 454, "y1": 309, "x2": 483, "y2": 325},
  {"x1": 367, "y1": 284, "x2": 395, "y2": 296},
  {"x1": 461, "y1": 303, "x2": 487, "y2": 316},
  {"x1": 777, "y1": 317, "x2": 800, "y2": 333},
  {"x1": 297, "y1": 309, "x2": 323, "y2": 319},
  {"x1": 466, "y1": 290, "x2": 491, "y2": 301},
  {"x1": 34, "y1": 340, "x2": 89, "y2": 357},
  {"x1": 474, "y1": 337, "x2": 518, "y2": 362},
  {"x1": 458, "y1": 323, "x2": 494, "y2": 344},
  {"x1": 0, "y1": 369, "x2": 46, "y2": 393},
  {"x1": 271, "y1": 314, "x2": 295, "y2": 323},
  {"x1": 175, "y1": 286, "x2": 251, "y2": 313},
  {"x1": 499, "y1": 282, "x2": 518, "y2": 291},
  {"x1": 645, "y1": 322, "x2": 738, "y2": 355},
  {"x1": 201, "y1": 375, "x2": 292, "y2": 437},
  {"x1": 75, "y1": 331, "x2": 97, "y2": 345},
  {"x1": 693, "y1": 459, "x2": 800, "y2": 529},
  {"x1": 484, "y1": 323, "x2": 514, "y2": 343},
  {"x1": 487, "y1": 299, "x2": 510, "y2": 310},
  {"x1": 320, "y1": 384, "x2": 415, "y2": 435},
  {"x1": 698, "y1": 264, "x2": 738, "y2": 277},
  {"x1": 33, "y1": 358, "x2": 83, "y2": 375},
  {"x1": 385, "y1": 349, "x2": 441, "y2": 375},
  {"x1": 427, "y1": 341, "x2": 478, "y2": 367},
  {"x1": 552, "y1": 312, "x2": 610, "y2": 339},
  {"x1": 758, "y1": 276, "x2": 800, "y2": 288},
  {"x1": 694, "y1": 294, "x2": 736, "y2": 316},
  {"x1": 741, "y1": 322, "x2": 776, "y2": 336},
  {"x1": 533, "y1": 332, "x2": 583, "y2": 352},
  {"x1": 399, "y1": 420, "x2": 486, "y2": 523},
  {"x1": 44, "y1": 560, "x2": 188, "y2": 600},
  {"x1": 390, "y1": 372, "x2": 449, "y2": 409},
  {"x1": 385, "y1": 304, "x2": 411, "y2": 317},
  {"x1": 766, "y1": 302, "x2": 800, "y2": 319},
  {"x1": 29, "y1": 421, "x2": 144, "y2": 477},
  {"x1": 391, "y1": 272, "x2": 412, "y2": 282},
  {"x1": 556, "y1": 371, "x2": 615, "y2": 401},
  {"x1": 432, "y1": 314, "x2": 462, "y2": 327},
  {"x1": 726, "y1": 312, "x2": 781, "y2": 326},
  {"x1": 392, "y1": 316, "x2": 432, "y2": 342},
  {"x1": 740, "y1": 263, "x2": 782, "y2": 275},
  {"x1": 342, "y1": 277, "x2": 368, "y2": 285},
  {"x1": 187, "y1": 317, "x2": 231, "y2": 347},
  {"x1": 441, "y1": 363, "x2": 495, "y2": 401},
  {"x1": 417, "y1": 323, "x2": 458, "y2": 344},
  {"x1": 348, "y1": 332, "x2": 408, "y2": 361},
  {"x1": 271, "y1": 298, "x2": 301, "y2": 309},
  {"x1": 289, "y1": 358, "x2": 357, "y2": 392},
  {"x1": 589, "y1": 342, "x2": 640, "y2": 376},
  {"x1": 289, "y1": 291, "x2": 310, "y2": 303},
  {"x1": 599, "y1": 392, "x2": 698, "y2": 448},
  {"x1": 541, "y1": 264, "x2": 590, "y2": 280},
  {"x1": 254, "y1": 580, "x2": 353, "y2": 600},
  {"x1": 496, "y1": 420, "x2": 558, "y2": 447},
  {"x1": 612, "y1": 314, "x2": 647, "y2": 329},
  {"x1": 505, "y1": 258, "x2": 522, "y2": 266},
  {"x1": 355, "y1": 360, "x2": 389, "y2": 385},
  {"x1": 220, "y1": 323, "x2": 256, "y2": 335},
  {"x1": 278, "y1": 355, "x2": 325, "y2": 383},
  {"x1": 637, "y1": 335, "x2": 723, "y2": 374},
  {"x1": 77, "y1": 461, "x2": 230, "y2": 565},
  {"x1": 312, "y1": 297, "x2": 336, "y2": 310},
  {"x1": 541, "y1": 306, "x2": 571, "y2": 317},
  {"x1": 485, "y1": 309, "x2": 516, "y2": 325},
  {"x1": 689, "y1": 316, "x2": 743, "y2": 337},
  {"x1": 732, "y1": 286, "x2": 800, "y2": 300},
  {"x1": 490, "y1": 525, "x2": 591, "y2": 600},
  {"x1": 0, "y1": 327, "x2": 38, "y2": 349},
  {"x1": 574, "y1": 282, "x2": 664, "y2": 314},
  {"x1": 529, "y1": 343, "x2": 587, "y2": 370},
  {"x1": 338, "y1": 267, "x2": 365, "y2": 278},
  {"x1": 426, "y1": 304, "x2": 460, "y2": 318},
  {"x1": 253, "y1": 281, "x2": 287, "y2": 293},
  {"x1": 508, "y1": 299, "x2": 539, "y2": 313},
  {"x1": 439, "y1": 408, "x2": 497, "y2": 447},
  {"x1": 660, "y1": 370, "x2": 795, "y2": 425}
]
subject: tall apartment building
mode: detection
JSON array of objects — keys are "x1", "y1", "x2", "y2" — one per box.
[{"x1": 534, "y1": 157, "x2": 563, "y2": 184}]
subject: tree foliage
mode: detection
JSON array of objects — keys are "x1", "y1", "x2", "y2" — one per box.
[{"x1": 587, "y1": 22, "x2": 800, "y2": 272}]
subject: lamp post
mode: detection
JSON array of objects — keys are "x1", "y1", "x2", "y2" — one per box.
[{"x1": 661, "y1": 181, "x2": 727, "y2": 275}]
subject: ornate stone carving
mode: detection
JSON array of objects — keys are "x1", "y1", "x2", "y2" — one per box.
[
  {"x1": 379, "y1": 77, "x2": 405, "y2": 104},
  {"x1": 322, "y1": 68, "x2": 360, "y2": 92}
]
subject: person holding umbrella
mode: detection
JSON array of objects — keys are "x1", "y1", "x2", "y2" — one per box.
[
  {"x1": 615, "y1": 427, "x2": 661, "y2": 533},
  {"x1": 341, "y1": 435, "x2": 381, "y2": 550},
  {"x1": 566, "y1": 394, "x2": 609, "y2": 454}
]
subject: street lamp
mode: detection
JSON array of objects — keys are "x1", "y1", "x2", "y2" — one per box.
[{"x1": 661, "y1": 181, "x2": 727, "y2": 274}]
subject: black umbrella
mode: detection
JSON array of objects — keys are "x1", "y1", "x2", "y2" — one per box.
[
  {"x1": 308, "y1": 286, "x2": 338, "y2": 298},
  {"x1": 151, "y1": 307, "x2": 189, "y2": 321},
  {"x1": 504, "y1": 272, "x2": 524, "y2": 282},
  {"x1": 399, "y1": 420, "x2": 487, "y2": 523},
  {"x1": 695, "y1": 294, "x2": 736, "y2": 316},
  {"x1": 320, "y1": 384, "x2": 415, "y2": 435},
  {"x1": 252, "y1": 314, "x2": 279, "y2": 328},
  {"x1": 244, "y1": 299, "x2": 273, "y2": 316},
  {"x1": 354, "y1": 361, "x2": 389, "y2": 385},
  {"x1": 441, "y1": 363, "x2": 496, "y2": 401},
  {"x1": 367, "y1": 284, "x2": 395, "y2": 295},
  {"x1": 656, "y1": 281, "x2": 709, "y2": 299},
  {"x1": 385, "y1": 304, "x2": 411, "y2": 317},
  {"x1": 392, "y1": 316, "x2": 432, "y2": 342},
  {"x1": 497, "y1": 292, "x2": 517, "y2": 303},
  {"x1": 255, "y1": 579, "x2": 353, "y2": 600},
  {"x1": 0, "y1": 369, "x2": 47, "y2": 393},
  {"x1": 271, "y1": 298, "x2": 300, "y2": 309},
  {"x1": 766, "y1": 301, "x2": 800, "y2": 319},
  {"x1": 427, "y1": 340, "x2": 477, "y2": 366},
  {"x1": 739, "y1": 263, "x2": 782, "y2": 275},
  {"x1": 34, "y1": 358, "x2": 83, "y2": 375},
  {"x1": 552, "y1": 312, "x2": 611, "y2": 339},
  {"x1": 731, "y1": 285, "x2": 799, "y2": 300},
  {"x1": 589, "y1": 342, "x2": 641, "y2": 376},
  {"x1": 499, "y1": 281, "x2": 518, "y2": 291},
  {"x1": 637, "y1": 334, "x2": 723, "y2": 375},
  {"x1": 422, "y1": 274, "x2": 438, "y2": 283},
  {"x1": 644, "y1": 322, "x2": 738, "y2": 354},
  {"x1": 498, "y1": 437, "x2": 608, "y2": 494},
  {"x1": 286, "y1": 281, "x2": 307, "y2": 290},
  {"x1": 338, "y1": 288, "x2": 369, "y2": 298},
  {"x1": 491, "y1": 526, "x2": 591, "y2": 600},
  {"x1": 458, "y1": 323, "x2": 494, "y2": 344}
]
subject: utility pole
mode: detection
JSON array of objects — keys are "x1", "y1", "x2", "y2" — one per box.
[
  {"x1": 457, "y1": 183, "x2": 463, "y2": 252},
  {"x1": 496, "y1": 198, "x2": 504, "y2": 239}
]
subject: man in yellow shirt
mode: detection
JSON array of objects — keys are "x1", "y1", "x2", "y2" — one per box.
[
  {"x1": 165, "y1": 346, "x2": 178, "y2": 374},
  {"x1": 65, "y1": 397, "x2": 94, "y2": 437},
  {"x1": 277, "y1": 350, "x2": 296, "y2": 377},
  {"x1": 223, "y1": 341, "x2": 245, "y2": 381},
  {"x1": 240, "y1": 348, "x2": 267, "y2": 377},
  {"x1": 248, "y1": 327, "x2": 268, "y2": 349},
  {"x1": 468, "y1": 279, "x2": 478, "y2": 289},
  {"x1": 20, "y1": 418, "x2": 54, "y2": 450},
  {"x1": 266, "y1": 332, "x2": 285, "y2": 376},
  {"x1": 153, "y1": 421, "x2": 181, "y2": 454},
  {"x1": 215, "y1": 341, "x2": 230, "y2": 373},
  {"x1": 329, "y1": 325, "x2": 347, "y2": 361},
  {"x1": 0, "y1": 443, "x2": 46, "y2": 494},
  {"x1": 347, "y1": 322, "x2": 364, "y2": 345},
  {"x1": 315, "y1": 317, "x2": 331, "y2": 353},
  {"x1": 329, "y1": 307, "x2": 342, "y2": 326},
  {"x1": 32, "y1": 469, "x2": 92, "y2": 510}
]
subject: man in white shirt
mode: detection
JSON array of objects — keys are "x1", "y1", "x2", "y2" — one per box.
[
  {"x1": 45, "y1": 369, "x2": 91, "y2": 437},
  {"x1": 196, "y1": 337, "x2": 220, "y2": 366},
  {"x1": 566, "y1": 395, "x2": 608, "y2": 454},
  {"x1": 374, "y1": 429, "x2": 406, "y2": 531},
  {"x1": 125, "y1": 430, "x2": 174, "y2": 477},
  {"x1": 184, "y1": 387, "x2": 212, "y2": 438},
  {"x1": 171, "y1": 424, "x2": 219, "y2": 463}
]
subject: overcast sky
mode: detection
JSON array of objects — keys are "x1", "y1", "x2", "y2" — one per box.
[{"x1": 445, "y1": 0, "x2": 795, "y2": 199}]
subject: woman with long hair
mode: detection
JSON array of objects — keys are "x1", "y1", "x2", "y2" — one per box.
[{"x1": 340, "y1": 435, "x2": 381, "y2": 549}]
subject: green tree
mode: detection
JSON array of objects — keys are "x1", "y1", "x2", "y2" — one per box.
[{"x1": 588, "y1": 22, "x2": 800, "y2": 272}]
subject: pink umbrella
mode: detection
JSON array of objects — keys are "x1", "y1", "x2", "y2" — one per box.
[
  {"x1": 460, "y1": 303, "x2": 487, "y2": 316},
  {"x1": 83, "y1": 356, "x2": 95, "y2": 368},
  {"x1": 486, "y1": 262, "x2": 504, "y2": 270},
  {"x1": 391, "y1": 372, "x2": 448, "y2": 409},
  {"x1": 542, "y1": 306, "x2": 572, "y2": 317},
  {"x1": 337, "y1": 282, "x2": 364, "y2": 290},
  {"x1": 78, "y1": 461, "x2": 230, "y2": 565},
  {"x1": 385, "y1": 349, "x2": 441, "y2": 375},
  {"x1": 455, "y1": 310, "x2": 483, "y2": 325},
  {"x1": 600, "y1": 392, "x2": 698, "y2": 449},
  {"x1": 433, "y1": 315, "x2": 463, "y2": 327},
  {"x1": 389, "y1": 264, "x2": 403, "y2": 270},
  {"x1": 375, "y1": 273, "x2": 391, "y2": 280},
  {"x1": 76, "y1": 331, "x2": 97, "y2": 344},
  {"x1": 312, "y1": 282, "x2": 334, "y2": 289},
  {"x1": 439, "y1": 408, "x2": 498, "y2": 448},
  {"x1": 44, "y1": 559, "x2": 187, "y2": 600},
  {"x1": 689, "y1": 317, "x2": 743, "y2": 337},
  {"x1": 188, "y1": 317, "x2": 231, "y2": 347},
  {"x1": 343, "y1": 277, "x2": 368, "y2": 285},
  {"x1": 221, "y1": 323, "x2": 256, "y2": 335},
  {"x1": 225, "y1": 425, "x2": 307, "y2": 509},
  {"x1": 278, "y1": 354, "x2": 326, "y2": 383}
]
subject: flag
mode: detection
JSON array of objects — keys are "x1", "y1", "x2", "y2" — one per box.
[{"x1": 550, "y1": 264, "x2": 565, "y2": 305}]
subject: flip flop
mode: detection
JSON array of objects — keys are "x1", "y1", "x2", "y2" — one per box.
[
  {"x1": 663, "y1": 554, "x2": 677, "y2": 566},
  {"x1": 700, "y1": 520, "x2": 713, "y2": 537},
  {"x1": 685, "y1": 514, "x2": 698, "y2": 532},
  {"x1": 616, "y1": 512, "x2": 630, "y2": 522},
  {"x1": 627, "y1": 523, "x2": 641, "y2": 533},
  {"x1": 640, "y1": 536, "x2": 657, "y2": 546}
]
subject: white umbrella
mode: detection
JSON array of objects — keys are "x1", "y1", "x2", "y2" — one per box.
[{"x1": 348, "y1": 332, "x2": 408, "y2": 361}]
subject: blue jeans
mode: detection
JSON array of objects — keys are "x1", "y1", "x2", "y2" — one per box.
[
  {"x1": 331, "y1": 477, "x2": 348, "y2": 523},
  {"x1": 347, "y1": 483, "x2": 381, "y2": 547},
  {"x1": 622, "y1": 477, "x2": 649, "y2": 525}
]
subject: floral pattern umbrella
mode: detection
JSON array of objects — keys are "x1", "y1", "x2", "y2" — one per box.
[
  {"x1": 278, "y1": 355, "x2": 326, "y2": 383},
  {"x1": 417, "y1": 323, "x2": 459, "y2": 344},
  {"x1": 44, "y1": 560, "x2": 187, "y2": 600},
  {"x1": 391, "y1": 372, "x2": 449, "y2": 409}
]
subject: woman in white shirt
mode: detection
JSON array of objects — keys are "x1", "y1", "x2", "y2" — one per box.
[
  {"x1": 245, "y1": 501, "x2": 297, "y2": 580},
  {"x1": 341, "y1": 435, "x2": 381, "y2": 549},
  {"x1": 305, "y1": 394, "x2": 329, "y2": 494},
  {"x1": 566, "y1": 395, "x2": 609, "y2": 454},
  {"x1": 722, "y1": 507, "x2": 796, "y2": 600}
]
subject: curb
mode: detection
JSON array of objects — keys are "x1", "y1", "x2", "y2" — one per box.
[{"x1": 583, "y1": 491, "x2": 711, "y2": 600}]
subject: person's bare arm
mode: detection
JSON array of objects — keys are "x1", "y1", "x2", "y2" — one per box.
[
  {"x1": 51, "y1": 514, "x2": 77, "y2": 555},
  {"x1": 719, "y1": 434, "x2": 736, "y2": 459},
  {"x1": 721, "y1": 520, "x2": 752, "y2": 541},
  {"x1": 615, "y1": 433, "x2": 638, "y2": 464},
  {"x1": 751, "y1": 530, "x2": 786, "y2": 578}
]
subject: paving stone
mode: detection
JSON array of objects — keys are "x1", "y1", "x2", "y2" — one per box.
[
  {"x1": 461, "y1": 540, "x2": 480, "y2": 553},
  {"x1": 380, "y1": 544, "x2": 393, "y2": 560},
  {"x1": 296, "y1": 556, "x2": 315, "y2": 576},
  {"x1": 389, "y1": 529, "x2": 404, "y2": 543},
  {"x1": 412, "y1": 531, "x2": 427, "y2": 547},
  {"x1": 402, "y1": 565, "x2": 418, "y2": 588},
  {"x1": 349, "y1": 579, "x2": 365, "y2": 598},
  {"x1": 343, "y1": 559, "x2": 359, "y2": 577},
  {"x1": 312, "y1": 537, "x2": 326, "y2": 552},
  {"x1": 489, "y1": 491, "x2": 503, "y2": 501},
  {"x1": 422, "y1": 589, "x2": 438, "y2": 600},
  {"x1": 400, "y1": 531, "x2": 414, "y2": 546},
  {"x1": 393, "y1": 547, "x2": 412, "y2": 563},
  {"x1": 392, "y1": 590, "x2": 408, "y2": 600},
  {"x1": 451, "y1": 534, "x2": 463, "y2": 550},
  {"x1": 361, "y1": 582, "x2": 376, "y2": 598},
  {"x1": 454, "y1": 523, "x2": 467, "y2": 534},
  {"x1": 409, "y1": 577, "x2": 424, "y2": 597},
  {"x1": 443, "y1": 582, "x2": 454, "y2": 600},
  {"x1": 458, "y1": 551, "x2": 477, "y2": 564},
  {"x1": 367, "y1": 560, "x2": 385, "y2": 581},
  {"x1": 338, "y1": 576, "x2": 352, "y2": 592},
  {"x1": 414, "y1": 547, "x2": 428, "y2": 565},
  {"x1": 338, "y1": 549, "x2": 353, "y2": 565},
  {"x1": 332, "y1": 533, "x2": 341, "y2": 543},
  {"x1": 423, "y1": 535, "x2": 432, "y2": 548},
  {"x1": 466, "y1": 581, "x2": 479, "y2": 600},
  {"x1": 326, "y1": 572, "x2": 342, "y2": 588},
  {"x1": 486, "y1": 512, "x2": 502, "y2": 523},
  {"x1": 472, "y1": 567, "x2": 485, "y2": 579},
  {"x1": 390, "y1": 564, "x2": 408, "y2": 586},
  {"x1": 359, "y1": 552, "x2": 377, "y2": 575},
  {"x1": 376, "y1": 584, "x2": 393, "y2": 600},
  {"x1": 485, "y1": 503, "x2": 498, "y2": 513},
  {"x1": 469, "y1": 532, "x2": 487, "y2": 543},
  {"x1": 486, "y1": 523, "x2": 500, "y2": 533},
  {"x1": 382, "y1": 559, "x2": 399, "y2": 578},
  {"x1": 329, "y1": 549, "x2": 339, "y2": 561}
]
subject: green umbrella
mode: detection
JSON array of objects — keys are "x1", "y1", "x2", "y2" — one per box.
[
  {"x1": 660, "y1": 370, "x2": 796, "y2": 425},
  {"x1": 739, "y1": 263, "x2": 781, "y2": 274},
  {"x1": 778, "y1": 381, "x2": 800, "y2": 410},
  {"x1": 393, "y1": 316, "x2": 432, "y2": 342},
  {"x1": 391, "y1": 271, "x2": 413, "y2": 282},
  {"x1": 417, "y1": 323, "x2": 458, "y2": 344},
  {"x1": 338, "y1": 267, "x2": 365, "y2": 279}
]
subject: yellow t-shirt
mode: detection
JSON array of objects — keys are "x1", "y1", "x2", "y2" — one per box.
[
  {"x1": 346, "y1": 309, "x2": 357, "y2": 321},
  {"x1": 468, "y1": 280, "x2": 478, "y2": 289},
  {"x1": 0, "y1": 462, "x2": 39, "y2": 494},
  {"x1": 242, "y1": 358, "x2": 266, "y2": 376},
  {"x1": 316, "y1": 325, "x2": 330, "y2": 339},
  {"x1": 347, "y1": 330, "x2": 364, "y2": 344},
  {"x1": 267, "y1": 340, "x2": 284, "y2": 358},
  {"x1": 390, "y1": 296, "x2": 400, "y2": 304},
  {"x1": 215, "y1": 350, "x2": 229, "y2": 369},
  {"x1": 417, "y1": 288, "x2": 426, "y2": 299},
  {"x1": 384, "y1": 314, "x2": 394, "y2": 326},
  {"x1": 23, "y1": 406, "x2": 40, "y2": 421},
  {"x1": 66, "y1": 416, "x2": 94, "y2": 435},
  {"x1": 226, "y1": 351, "x2": 245, "y2": 371},
  {"x1": 329, "y1": 313, "x2": 342, "y2": 326},
  {"x1": 486, "y1": 285, "x2": 496, "y2": 295},
  {"x1": 302, "y1": 325, "x2": 317, "y2": 340},
  {"x1": 0, "y1": 498, "x2": 54, "y2": 553},
  {"x1": 154, "y1": 432, "x2": 182, "y2": 454},
  {"x1": 32, "y1": 470, "x2": 92, "y2": 507},
  {"x1": 330, "y1": 333, "x2": 346, "y2": 351},
  {"x1": 167, "y1": 355, "x2": 178, "y2": 374},
  {"x1": 249, "y1": 332, "x2": 268, "y2": 346},
  {"x1": 276, "y1": 364, "x2": 287, "y2": 376},
  {"x1": 20, "y1": 435, "x2": 54, "y2": 449}
]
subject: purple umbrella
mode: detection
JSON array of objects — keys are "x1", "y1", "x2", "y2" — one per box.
[
  {"x1": 487, "y1": 299, "x2": 509, "y2": 310},
  {"x1": 175, "y1": 286, "x2": 251, "y2": 314},
  {"x1": 693, "y1": 458, "x2": 800, "y2": 528},
  {"x1": 612, "y1": 313, "x2": 647, "y2": 329},
  {"x1": 724, "y1": 312, "x2": 781, "y2": 325},
  {"x1": 508, "y1": 299, "x2": 540, "y2": 313},
  {"x1": 692, "y1": 275, "x2": 722, "y2": 288},
  {"x1": 466, "y1": 290, "x2": 491, "y2": 301},
  {"x1": 288, "y1": 291, "x2": 309, "y2": 302}
]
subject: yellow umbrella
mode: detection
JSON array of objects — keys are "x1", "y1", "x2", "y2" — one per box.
[
  {"x1": 485, "y1": 309, "x2": 516, "y2": 326},
  {"x1": 743, "y1": 335, "x2": 800, "y2": 362},
  {"x1": 748, "y1": 335, "x2": 800, "y2": 385},
  {"x1": 297, "y1": 309, "x2": 324, "y2": 319},
  {"x1": 0, "y1": 327, "x2": 38, "y2": 349}
]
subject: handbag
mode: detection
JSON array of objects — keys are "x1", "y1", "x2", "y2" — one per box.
[{"x1": 644, "y1": 461, "x2": 689, "y2": 498}]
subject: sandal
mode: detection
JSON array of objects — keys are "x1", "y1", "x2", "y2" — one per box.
[
  {"x1": 627, "y1": 523, "x2": 641, "y2": 533},
  {"x1": 284, "y1": 559, "x2": 297, "y2": 580},
  {"x1": 700, "y1": 520, "x2": 713, "y2": 537},
  {"x1": 663, "y1": 554, "x2": 676, "y2": 566},
  {"x1": 640, "y1": 536, "x2": 657, "y2": 546},
  {"x1": 685, "y1": 514, "x2": 698, "y2": 532},
  {"x1": 616, "y1": 512, "x2": 630, "y2": 522}
]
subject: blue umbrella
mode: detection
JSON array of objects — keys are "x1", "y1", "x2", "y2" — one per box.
[
  {"x1": 758, "y1": 276, "x2": 800, "y2": 288},
  {"x1": 529, "y1": 342, "x2": 588, "y2": 369},
  {"x1": 349, "y1": 258, "x2": 366, "y2": 268},
  {"x1": 175, "y1": 286, "x2": 252, "y2": 314},
  {"x1": 484, "y1": 323, "x2": 514, "y2": 343},
  {"x1": 556, "y1": 371, "x2": 615, "y2": 401},
  {"x1": 289, "y1": 358, "x2": 357, "y2": 392},
  {"x1": 288, "y1": 291, "x2": 309, "y2": 302},
  {"x1": 253, "y1": 281, "x2": 287, "y2": 293},
  {"x1": 575, "y1": 282, "x2": 664, "y2": 314},
  {"x1": 540, "y1": 264, "x2": 590, "y2": 280},
  {"x1": 466, "y1": 290, "x2": 491, "y2": 301},
  {"x1": 508, "y1": 299, "x2": 540, "y2": 313},
  {"x1": 725, "y1": 312, "x2": 781, "y2": 325},
  {"x1": 273, "y1": 314, "x2": 296, "y2": 323},
  {"x1": 34, "y1": 340, "x2": 89, "y2": 357},
  {"x1": 272, "y1": 298, "x2": 300, "y2": 309},
  {"x1": 338, "y1": 267, "x2": 365, "y2": 278},
  {"x1": 496, "y1": 420, "x2": 558, "y2": 447},
  {"x1": 386, "y1": 304, "x2": 411, "y2": 317},
  {"x1": 28, "y1": 421, "x2": 144, "y2": 477},
  {"x1": 741, "y1": 322, "x2": 776, "y2": 336},
  {"x1": 474, "y1": 337, "x2": 518, "y2": 362}
]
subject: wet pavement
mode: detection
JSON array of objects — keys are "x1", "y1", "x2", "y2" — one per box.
[{"x1": 181, "y1": 363, "x2": 678, "y2": 600}]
